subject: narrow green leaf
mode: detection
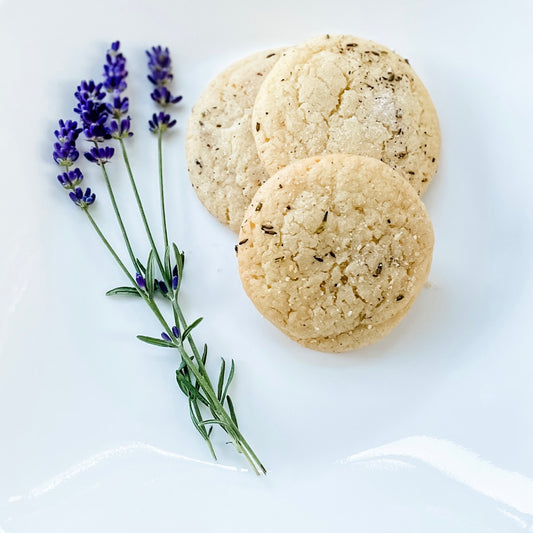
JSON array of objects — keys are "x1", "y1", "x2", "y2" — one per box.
[
  {"x1": 136, "y1": 335, "x2": 172, "y2": 348},
  {"x1": 175, "y1": 371, "x2": 190, "y2": 397},
  {"x1": 188, "y1": 398, "x2": 208, "y2": 440},
  {"x1": 221, "y1": 359, "x2": 235, "y2": 404},
  {"x1": 197, "y1": 419, "x2": 230, "y2": 429},
  {"x1": 226, "y1": 395, "x2": 239, "y2": 428},
  {"x1": 146, "y1": 249, "x2": 155, "y2": 298},
  {"x1": 106, "y1": 286, "x2": 141, "y2": 297},
  {"x1": 135, "y1": 258, "x2": 146, "y2": 274},
  {"x1": 164, "y1": 245, "x2": 171, "y2": 280},
  {"x1": 176, "y1": 372, "x2": 209, "y2": 406},
  {"x1": 172, "y1": 243, "x2": 185, "y2": 278},
  {"x1": 189, "y1": 398, "x2": 218, "y2": 461},
  {"x1": 217, "y1": 358, "x2": 226, "y2": 401},
  {"x1": 181, "y1": 317, "x2": 203, "y2": 341},
  {"x1": 191, "y1": 398, "x2": 208, "y2": 433}
]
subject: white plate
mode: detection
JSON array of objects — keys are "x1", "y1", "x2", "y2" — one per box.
[{"x1": 1, "y1": 0, "x2": 532, "y2": 531}]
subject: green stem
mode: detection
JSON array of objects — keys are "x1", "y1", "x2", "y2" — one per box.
[
  {"x1": 118, "y1": 138, "x2": 167, "y2": 282},
  {"x1": 100, "y1": 162, "x2": 137, "y2": 270},
  {"x1": 85, "y1": 209, "x2": 137, "y2": 287},
  {"x1": 158, "y1": 130, "x2": 169, "y2": 253}
]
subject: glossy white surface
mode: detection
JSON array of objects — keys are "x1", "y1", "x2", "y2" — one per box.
[{"x1": 1, "y1": 0, "x2": 532, "y2": 531}]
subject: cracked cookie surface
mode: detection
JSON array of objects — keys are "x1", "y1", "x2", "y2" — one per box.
[
  {"x1": 186, "y1": 48, "x2": 283, "y2": 232},
  {"x1": 252, "y1": 35, "x2": 440, "y2": 195},
  {"x1": 237, "y1": 154, "x2": 434, "y2": 352}
]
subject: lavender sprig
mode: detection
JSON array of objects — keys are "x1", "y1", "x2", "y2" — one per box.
[{"x1": 51, "y1": 41, "x2": 265, "y2": 475}]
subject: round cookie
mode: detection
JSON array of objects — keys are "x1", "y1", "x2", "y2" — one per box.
[
  {"x1": 252, "y1": 35, "x2": 440, "y2": 195},
  {"x1": 237, "y1": 154, "x2": 434, "y2": 352},
  {"x1": 186, "y1": 48, "x2": 284, "y2": 232}
]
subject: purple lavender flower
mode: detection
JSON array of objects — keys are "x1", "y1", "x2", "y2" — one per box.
[
  {"x1": 171, "y1": 326, "x2": 180, "y2": 338},
  {"x1": 52, "y1": 119, "x2": 82, "y2": 167},
  {"x1": 84, "y1": 146, "x2": 115, "y2": 165},
  {"x1": 161, "y1": 332, "x2": 172, "y2": 343},
  {"x1": 150, "y1": 86, "x2": 182, "y2": 107},
  {"x1": 52, "y1": 119, "x2": 91, "y2": 202},
  {"x1": 106, "y1": 95, "x2": 129, "y2": 118},
  {"x1": 148, "y1": 112, "x2": 176, "y2": 133},
  {"x1": 103, "y1": 41, "x2": 128, "y2": 95},
  {"x1": 158, "y1": 280, "x2": 168, "y2": 294},
  {"x1": 53, "y1": 141, "x2": 80, "y2": 167},
  {"x1": 74, "y1": 81, "x2": 106, "y2": 111},
  {"x1": 78, "y1": 102, "x2": 110, "y2": 142},
  {"x1": 69, "y1": 187, "x2": 96, "y2": 208},
  {"x1": 172, "y1": 275, "x2": 178, "y2": 290},
  {"x1": 57, "y1": 168, "x2": 84, "y2": 189},
  {"x1": 110, "y1": 117, "x2": 133, "y2": 139},
  {"x1": 74, "y1": 79, "x2": 110, "y2": 141},
  {"x1": 146, "y1": 44, "x2": 181, "y2": 132},
  {"x1": 146, "y1": 46, "x2": 173, "y2": 86},
  {"x1": 54, "y1": 119, "x2": 82, "y2": 144}
]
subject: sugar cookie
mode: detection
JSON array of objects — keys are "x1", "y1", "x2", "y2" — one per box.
[
  {"x1": 186, "y1": 49, "x2": 284, "y2": 231},
  {"x1": 253, "y1": 35, "x2": 440, "y2": 195},
  {"x1": 237, "y1": 154, "x2": 434, "y2": 352}
]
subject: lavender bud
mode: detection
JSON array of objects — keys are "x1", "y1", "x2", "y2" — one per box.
[
  {"x1": 57, "y1": 168, "x2": 83, "y2": 189},
  {"x1": 54, "y1": 119, "x2": 82, "y2": 144},
  {"x1": 171, "y1": 326, "x2": 180, "y2": 338},
  {"x1": 158, "y1": 280, "x2": 168, "y2": 294},
  {"x1": 148, "y1": 111, "x2": 176, "y2": 133},
  {"x1": 146, "y1": 46, "x2": 172, "y2": 76},
  {"x1": 110, "y1": 117, "x2": 133, "y2": 139},
  {"x1": 106, "y1": 96, "x2": 129, "y2": 118},
  {"x1": 172, "y1": 275, "x2": 178, "y2": 290},
  {"x1": 150, "y1": 86, "x2": 182, "y2": 107},
  {"x1": 53, "y1": 142, "x2": 80, "y2": 167},
  {"x1": 69, "y1": 187, "x2": 95, "y2": 208},
  {"x1": 161, "y1": 332, "x2": 172, "y2": 342},
  {"x1": 136, "y1": 273, "x2": 146, "y2": 289}
]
